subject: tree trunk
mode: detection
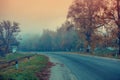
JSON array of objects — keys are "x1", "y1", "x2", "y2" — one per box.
[
  {"x1": 118, "y1": 30, "x2": 120, "y2": 55},
  {"x1": 85, "y1": 31, "x2": 92, "y2": 53},
  {"x1": 85, "y1": 40, "x2": 91, "y2": 53},
  {"x1": 86, "y1": 47, "x2": 90, "y2": 53},
  {"x1": 117, "y1": 0, "x2": 120, "y2": 55},
  {"x1": 0, "y1": 50, "x2": 5, "y2": 57}
]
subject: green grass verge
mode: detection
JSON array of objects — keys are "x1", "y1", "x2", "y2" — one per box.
[
  {"x1": 75, "y1": 49, "x2": 119, "y2": 59},
  {"x1": 0, "y1": 54, "x2": 48, "y2": 80},
  {"x1": 5, "y1": 53, "x2": 33, "y2": 61},
  {"x1": 0, "y1": 53, "x2": 33, "y2": 61}
]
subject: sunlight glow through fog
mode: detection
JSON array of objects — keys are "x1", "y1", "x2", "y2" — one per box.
[{"x1": 0, "y1": 0, "x2": 72, "y2": 34}]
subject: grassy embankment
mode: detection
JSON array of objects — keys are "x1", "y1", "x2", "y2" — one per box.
[
  {"x1": 0, "y1": 53, "x2": 49, "y2": 80},
  {"x1": 75, "y1": 49, "x2": 120, "y2": 59}
]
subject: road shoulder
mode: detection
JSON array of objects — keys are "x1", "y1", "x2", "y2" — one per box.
[{"x1": 49, "y1": 56, "x2": 77, "y2": 80}]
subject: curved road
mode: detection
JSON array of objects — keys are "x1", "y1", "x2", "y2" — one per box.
[{"x1": 42, "y1": 52, "x2": 120, "y2": 80}]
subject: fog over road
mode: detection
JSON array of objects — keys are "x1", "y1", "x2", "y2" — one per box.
[{"x1": 41, "y1": 52, "x2": 120, "y2": 80}]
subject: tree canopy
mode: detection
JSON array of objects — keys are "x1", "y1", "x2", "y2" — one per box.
[{"x1": 0, "y1": 20, "x2": 20, "y2": 57}]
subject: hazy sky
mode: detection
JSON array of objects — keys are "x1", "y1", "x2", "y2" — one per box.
[{"x1": 0, "y1": 0, "x2": 72, "y2": 34}]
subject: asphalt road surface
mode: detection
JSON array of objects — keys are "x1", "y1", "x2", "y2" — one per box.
[{"x1": 42, "y1": 52, "x2": 120, "y2": 80}]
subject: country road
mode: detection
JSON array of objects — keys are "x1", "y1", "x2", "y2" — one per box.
[{"x1": 41, "y1": 52, "x2": 120, "y2": 80}]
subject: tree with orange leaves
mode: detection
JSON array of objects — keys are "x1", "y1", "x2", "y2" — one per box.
[
  {"x1": 67, "y1": 0, "x2": 105, "y2": 53},
  {"x1": 94, "y1": 0, "x2": 120, "y2": 55}
]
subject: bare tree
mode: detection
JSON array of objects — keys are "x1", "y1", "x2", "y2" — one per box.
[{"x1": 0, "y1": 20, "x2": 20, "y2": 56}]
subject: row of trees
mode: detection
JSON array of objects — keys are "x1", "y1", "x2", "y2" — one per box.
[
  {"x1": 19, "y1": 21, "x2": 117, "y2": 53},
  {"x1": 67, "y1": 0, "x2": 119, "y2": 54},
  {"x1": 19, "y1": 22, "x2": 80, "y2": 51},
  {"x1": 19, "y1": 0, "x2": 119, "y2": 54},
  {"x1": 0, "y1": 20, "x2": 20, "y2": 57}
]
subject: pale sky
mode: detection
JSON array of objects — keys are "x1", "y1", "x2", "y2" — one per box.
[{"x1": 0, "y1": 0, "x2": 72, "y2": 34}]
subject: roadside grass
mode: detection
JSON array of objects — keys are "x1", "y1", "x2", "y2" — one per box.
[
  {"x1": 0, "y1": 53, "x2": 33, "y2": 62},
  {"x1": 0, "y1": 54, "x2": 48, "y2": 80},
  {"x1": 94, "y1": 49, "x2": 120, "y2": 59},
  {"x1": 71, "y1": 49, "x2": 120, "y2": 59},
  {"x1": 81, "y1": 52, "x2": 120, "y2": 59}
]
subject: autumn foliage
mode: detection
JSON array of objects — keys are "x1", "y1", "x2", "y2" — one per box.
[{"x1": 67, "y1": 0, "x2": 119, "y2": 54}]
